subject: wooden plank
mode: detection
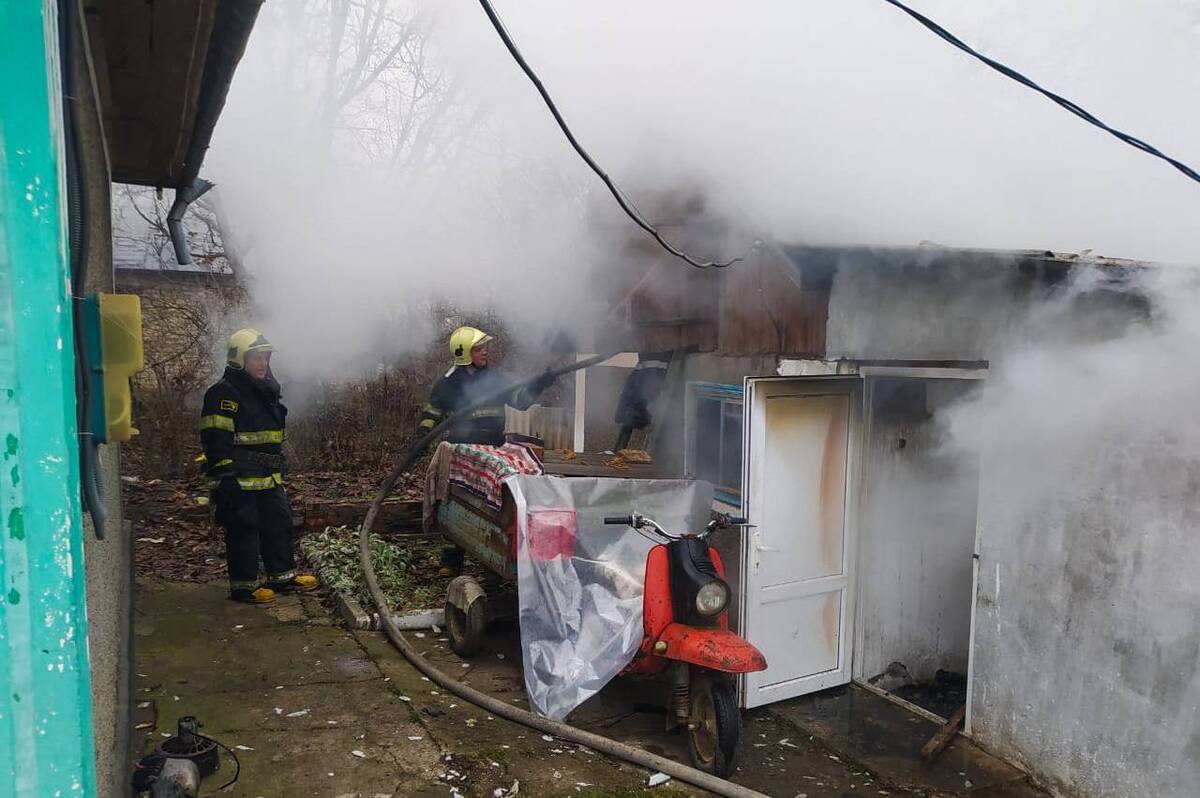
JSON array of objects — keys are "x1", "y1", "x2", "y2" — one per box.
[
  {"x1": 920, "y1": 704, "x2": 966, "y2": 762},
  {"x1": 301, "y1": 498, "x2": 423, "y2": 532},
  {"x1": 718, "y1": 244, "x2": 828, "y2": 356}
]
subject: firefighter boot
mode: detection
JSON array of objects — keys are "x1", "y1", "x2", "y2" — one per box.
[
  {"x1": 264, "y1": 573, "x2": 319, "y2": 593},
  {"x1": 437, "y1": 545, "x2": 464, "y2": 578},
  {"x1": 230, "y1": 586, "x2": 276, "y2": 604}
]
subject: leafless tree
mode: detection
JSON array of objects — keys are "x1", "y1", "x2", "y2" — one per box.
[{"x1": 262, "y1": 0, "x2": 471, "y2": 181}]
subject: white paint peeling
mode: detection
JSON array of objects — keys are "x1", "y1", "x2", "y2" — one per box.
[{"x1": 56, "y1": 337, "x2": 63, "y2": 351}]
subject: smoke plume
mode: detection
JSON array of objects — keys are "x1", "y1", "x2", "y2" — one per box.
[{"x1": 209, "y1": 0, "x2": 1200, "y2": 376}]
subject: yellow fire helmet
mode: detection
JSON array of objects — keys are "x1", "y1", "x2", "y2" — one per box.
[
  {"x1": 226, "y1": 328, "x2": 274, "y2": 369},
  {"x1": 449, "y1": 326, "x2": 492, "y2": 366}
]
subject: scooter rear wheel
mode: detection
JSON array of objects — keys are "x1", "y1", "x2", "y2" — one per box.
[{"x1": 687, "y1": 672, "x2": 741, "y2": 776}]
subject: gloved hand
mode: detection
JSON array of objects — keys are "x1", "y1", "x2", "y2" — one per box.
[{"x1": 213, "y1": 476, "x2": 241, "y2": 508}]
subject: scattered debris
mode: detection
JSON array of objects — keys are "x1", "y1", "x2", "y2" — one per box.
[
  {"x1": 235, "y1": 745, "x2": 254, "y2": 751},
  {"x1": 647, "y1": 772, "x2": 671, "y2": 787},
  {"x1": 285, "y1": 709, "x2": 310, "y2": 718},
  {"x1": 351, "y1": 750, "x2": 365, "y2": 758}
]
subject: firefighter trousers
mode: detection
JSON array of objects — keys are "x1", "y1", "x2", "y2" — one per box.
[{"x1": 215, "y1": 484, "x2": 296, "y2": 588}]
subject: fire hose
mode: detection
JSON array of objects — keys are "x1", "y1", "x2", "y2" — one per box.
[{"x1": 357, "y1": 354, "x2": 772, "y2": 798}]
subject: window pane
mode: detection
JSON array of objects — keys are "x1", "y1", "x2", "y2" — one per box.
[
  {"x1": 694, "y1": 396, "x2": 722, "y2": 484},
  {"x1": 720, "y1": 402, "x2": 743, "y2": 491}
]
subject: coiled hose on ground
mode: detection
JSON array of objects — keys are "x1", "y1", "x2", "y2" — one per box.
[{"x1": 357, "y1": 355, "x2": 771, "y2": 798}]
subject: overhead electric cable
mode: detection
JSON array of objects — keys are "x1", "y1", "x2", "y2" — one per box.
[
  {"x1": 476, "y1": 0, "x2": 748, "y2": 269},
  {"x1": 881, "y1": 0, "x2": 1200, "y2": 187}
]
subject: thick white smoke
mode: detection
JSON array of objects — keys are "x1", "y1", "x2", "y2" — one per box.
[{"x1": 209, "y1": 0, "x2": 1200, "y2": 377}]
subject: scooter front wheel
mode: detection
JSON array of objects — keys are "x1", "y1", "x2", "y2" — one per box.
[{"x1": 687, "y1": 672, "x2": 741, "y2": 777}]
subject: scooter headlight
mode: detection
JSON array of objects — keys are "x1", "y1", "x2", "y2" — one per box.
[{"x1": 695, "y1": 579, "x2": 730, "y2": 617}]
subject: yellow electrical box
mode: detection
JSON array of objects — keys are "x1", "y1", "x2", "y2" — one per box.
[{"x1": 97, "y1": 293, "x2": 144, "y2": 442}]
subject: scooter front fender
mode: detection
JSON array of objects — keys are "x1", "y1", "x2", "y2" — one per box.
[{"x1": 657, "y1": 623, "x2": 767, "y2": 674}]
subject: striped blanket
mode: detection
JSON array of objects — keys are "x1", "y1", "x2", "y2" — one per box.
[{"x1": 445, "y1": 441, "x2": 545, "y2": 511}]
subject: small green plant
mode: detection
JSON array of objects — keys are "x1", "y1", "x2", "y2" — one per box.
[{"x1": 303, "y1": 526, "x2": 441, "y2": 611}]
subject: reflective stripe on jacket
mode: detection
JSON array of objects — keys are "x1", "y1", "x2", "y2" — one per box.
[
  {"x1": 418, "y1": 365, "x2": 536, "y2": 445},
  {"x1": 200, "y1": 365, "x2": 289, "y2": 482}
]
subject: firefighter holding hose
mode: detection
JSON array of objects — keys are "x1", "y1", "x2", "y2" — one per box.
[
  {"x1": 419, "y1": 326, "x2": 556, "y2": 575},
  {"x1": 200, "y1": 329, "x2": 317, "y2": 603}
]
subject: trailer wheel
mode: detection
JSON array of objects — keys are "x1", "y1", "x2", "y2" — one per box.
[
  {"x1": 446, "y1": 598, "x2": 485, "y2": 657},
  {"x1": 687, "y1": 673, "x2": 741, "y2": 777}
]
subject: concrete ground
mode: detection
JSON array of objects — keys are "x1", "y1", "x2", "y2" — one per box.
[{"x1": 134, "y1": 579, "x2": 1047, "y2": 798}]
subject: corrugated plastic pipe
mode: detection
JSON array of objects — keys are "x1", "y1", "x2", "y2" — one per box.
[{"x1": 357, "y1": 355, "x2": 771, "y2": 798}]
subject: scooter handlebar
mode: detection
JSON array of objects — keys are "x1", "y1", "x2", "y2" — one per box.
[
  {"x1": 726, "y1": 516, "x2": 748, "y2": 526},
  {"x1": 603, "y1": 515, "x2": 634, "y2": 526}
]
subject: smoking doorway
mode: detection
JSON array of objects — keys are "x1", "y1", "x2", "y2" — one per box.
[{"x1": 852, "y1": 372, "x2": 984, "y2": 722}]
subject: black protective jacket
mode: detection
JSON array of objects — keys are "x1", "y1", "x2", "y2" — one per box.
[
  {"x1": 419, "y1": 365, "x2": 544, "y2": 446},
  {"x1": 613, "y1": 352, "x2": 671, "y2": 429},
  {"x1": 200, "y1": 366, "x2": 288, "y2": 487}
]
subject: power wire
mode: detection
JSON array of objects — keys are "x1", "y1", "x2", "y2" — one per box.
[
  {"x1": 476, "y1": 0, "x2": 749, "y2": 269},
  {"x1": 881, "y1": 0, "x2": 1200, "y2": 187},
  {"x1": 197, "y1": 731, "x2": 241, "y2": 792}
]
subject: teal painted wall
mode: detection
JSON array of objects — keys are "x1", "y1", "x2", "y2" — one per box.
[{"x1": 0, "y1": 1, "x2": 98, "y2": 795}]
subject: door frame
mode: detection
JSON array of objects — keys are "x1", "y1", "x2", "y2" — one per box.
[
  {"x1": 852, "y1": 365, "x2": 988, "y2": 731},
  {"x1": 737, "y1": 376, "x2": 864, "y2": 708}
]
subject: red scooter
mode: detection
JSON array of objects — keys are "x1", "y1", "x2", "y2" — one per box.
[{"x1": 604, "y1": 512, "x2": 767, "y2": 776}]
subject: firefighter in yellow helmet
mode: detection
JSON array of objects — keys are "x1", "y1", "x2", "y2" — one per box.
[
  {"x1": 199, "y1": 329, "x2": 317, "y2": 603},
  {"x1": 419, "y1": 326, "x2": 556, "y2": 575}
]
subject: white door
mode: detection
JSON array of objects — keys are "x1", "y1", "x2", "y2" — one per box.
[{"x1": 740, "y1": 378, "x2": 858, "y2": 708}]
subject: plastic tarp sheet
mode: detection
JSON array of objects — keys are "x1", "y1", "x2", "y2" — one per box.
[{"x1": 506, "y1": 475, "x2": 714, "y2": 720}]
